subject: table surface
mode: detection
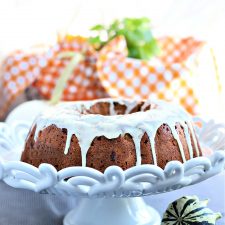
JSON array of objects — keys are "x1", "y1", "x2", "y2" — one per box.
[{"x1": 0, "y1": 172, "x2": 224, "y2": 225}]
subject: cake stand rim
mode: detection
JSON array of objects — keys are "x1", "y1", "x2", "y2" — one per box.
[{"x1": 0, "y1": 150, "x2": 224, "y2": 198}]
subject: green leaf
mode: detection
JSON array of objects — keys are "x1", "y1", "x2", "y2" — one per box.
[
  {"x1": 88, "y1": 17, "x2": 159, "y2": 60},
  {"x1": 89, "y1": 36, "x2": 101, "y2": 45},
  {"x1": 90, "y1": 24, "x2": 105, "y2": 31}
]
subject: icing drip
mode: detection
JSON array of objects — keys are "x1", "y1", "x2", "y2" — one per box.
[
  {"x1": 187, "y1": 121, "x2": 200, "y2": 156},
  {"x1": 141, "y1": 123, "x2": 159, "y2": 166},
  {"x1": 33, "y1": 98, "x2": 196, "y2": 167},
  {"x1": 181, "y1": 122, "x2": 194, "y2": 159},
  {"x1": 169, "y1": 124, "x2": 186, "y2": 162},
  {"x1": 129, "y1": 130, "x2": 143, "y2": 166},
  {"x1": 109, "y1": 102, "x2": 116, "y2": 115},
  {"x1": 80, "y1": 135, "x2": 94, "y2": 167},
  {"x1": 149, "y1": 134, "x2": 157, "y2": 166},
  {"x1": 125, "y1": 101, "x2": 139, "y2": 114},
  {"x1": 140, "y1": 100, "x2": 150, "y2": 111},
  {"x1": 64, "y1": 130, "x2": 73, "y2": 154}
]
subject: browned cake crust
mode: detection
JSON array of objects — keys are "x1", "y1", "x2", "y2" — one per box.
[{"x1": 21, "y1": 100, "x2": 202, "y2": 172}]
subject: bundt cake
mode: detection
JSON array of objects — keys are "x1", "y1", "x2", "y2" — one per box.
[{"x1": 21, "y1": 99, "x2": 202, "y2": 172}]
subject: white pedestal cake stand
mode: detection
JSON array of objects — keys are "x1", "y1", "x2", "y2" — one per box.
[{"x1": 0, "y1": 118, "x2": 225, "y2": 225}]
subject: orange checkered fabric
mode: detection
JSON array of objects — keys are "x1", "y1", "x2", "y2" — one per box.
[
  {"x1": 97, "y1": 37, "x2": 203, "y2": 114},
  {"x1": 0, "y1": 35, "x2": 203, "y2": 119}
]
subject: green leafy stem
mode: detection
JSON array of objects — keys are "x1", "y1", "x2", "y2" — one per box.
[
  {"x1": 50, "y1": 52, "x2": 84, "y2": 105},
  {"x1": 89, "y1": 17, "x2": 159, "y2": 60}
]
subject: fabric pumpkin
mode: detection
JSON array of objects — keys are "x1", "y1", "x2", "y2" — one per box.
[{"x1": 162, "y1": 196, "x2": 222, "y2": 225}]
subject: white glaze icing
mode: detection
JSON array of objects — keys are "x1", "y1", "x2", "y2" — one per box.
[
  {"x1": 109, "y1": 101, "x2": 116, "y2": 115},
  {"x1": 187, "y1": 121, "x2": 200, "y2": 156},
  {"x1": 64, "y1": 130, "x2": 73, "y2": 155},
  {"x1": 33, "y1": 98, "x2": 199, "y2": 167},
  {"x1": 181, "y1": 121, "x2": 194, "y2": 158},
  {"x1": 140, "y1": 100, "x2": 150, "y2": 111},
  {"x1": 170, "y1": 124, "x2": 186, "y2": 162}
]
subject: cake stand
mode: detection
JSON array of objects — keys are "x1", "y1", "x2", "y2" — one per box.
[{"x1": 0, "y1": 118, "x2": 225, "y2": 225}]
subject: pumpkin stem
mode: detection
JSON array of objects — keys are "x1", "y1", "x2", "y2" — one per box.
[
  {"x1": 215, "y1": 212, "x2": 222, "y2": 220},
  {"x1": 201, "y1": 199, "x2": 209, "y2": 206}
]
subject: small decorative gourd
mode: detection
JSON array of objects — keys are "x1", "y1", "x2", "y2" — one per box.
[{"x1": 162, "y1": 196, "x2": 222, "y2": 225}]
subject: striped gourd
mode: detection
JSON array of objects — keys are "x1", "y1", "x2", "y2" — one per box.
[{"x1": 162, "y1": 196, "x2": 222, "y2": 225}]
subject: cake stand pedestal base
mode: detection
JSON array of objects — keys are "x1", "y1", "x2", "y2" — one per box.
[{"x1": 63, "y1": 197, "x2": 161, "y2": 225}]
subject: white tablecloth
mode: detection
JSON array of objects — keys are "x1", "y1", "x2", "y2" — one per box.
[{"x1": 0, "y1": 172, "x2": 224, "y2": 225}]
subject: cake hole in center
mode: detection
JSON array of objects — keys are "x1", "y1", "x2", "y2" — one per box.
[{"x1": 81, "y1": 101, "x2": 155, "y2": 116}]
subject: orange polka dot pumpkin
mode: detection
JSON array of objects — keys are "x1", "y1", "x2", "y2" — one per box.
[{"x1": 0, "y1": 35, "x2": 203, "y2": 119}]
